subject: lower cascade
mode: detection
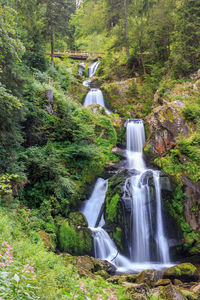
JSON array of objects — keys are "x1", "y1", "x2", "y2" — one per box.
[{"x1": 81, "y1": 119, "x2": 172, "y2": 272}]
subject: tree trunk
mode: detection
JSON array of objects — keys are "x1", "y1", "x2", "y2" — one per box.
[{"x1": 124, "y1": 0, "x2": 129, "y2": 58}]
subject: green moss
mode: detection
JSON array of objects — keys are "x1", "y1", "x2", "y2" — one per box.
[
  {"x1": 58, "y1": 220, "x2": 93, "y2": 255},
  {"x1": 106, "y1": 193, "x2": 120, "y2": 222},
  {"x1": 113, "y1": 227, "x2": 123, "y2": 251},
  {"x1": 166, "y1": 108, "x2": 174, "y2": 123}
]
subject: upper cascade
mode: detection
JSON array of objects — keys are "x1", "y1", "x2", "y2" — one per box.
[
  {"x1": 126, "y1": 119, "x2": 146, "y2": 170},
  {"x1": 88, "y1": 61, "x2": 100, "y2": 77}
]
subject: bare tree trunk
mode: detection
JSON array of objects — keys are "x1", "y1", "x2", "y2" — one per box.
[
  {"x1": 124, "y1": 0, "x2": 130, "y2": 58},
  {"x1": 50, "y1": 16, "x2": 54, "y2": 67}
]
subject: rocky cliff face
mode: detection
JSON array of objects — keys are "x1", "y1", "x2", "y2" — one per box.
[
  {"x1": 143, "y1": 75, "x2": 200, "y2": 257},
  {"x1": 145, "y1": 101, "x2": 188, "y2": 158}
]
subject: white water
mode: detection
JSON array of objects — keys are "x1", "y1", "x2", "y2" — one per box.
[
  {"x1": 81, "y1": 97, "x2": 171, "y2": 271},
  {"x1": 81, "y1": 178, "x2": 107, "y2": 228},
  {"x1": 88, "y1": 61, "x2": 100, "y2": 77},
  {"x1": 83, "y1": 88, "x2": 110, "y2": 114},
  {"x1": 123, "y1": 120, "x2": 170, "y2": 265},
  {"x1": 81, "y1": 179, "x2": 130, "y2": 270}
]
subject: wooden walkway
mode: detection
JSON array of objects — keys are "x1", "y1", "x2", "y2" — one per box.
[{"x1": 48, "y1": 51, "x2": 104, "y2": 60}]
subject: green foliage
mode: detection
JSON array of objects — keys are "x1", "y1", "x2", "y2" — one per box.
[
  {"x1": 0, "y1": 207, "x2": 129, "y2": 299},
  {"x1": 0, "y1": 174, "x2": 19, "y2": 198},
  {"x1": 155, "y1": 134, "x2": 200, "y2": 183}
]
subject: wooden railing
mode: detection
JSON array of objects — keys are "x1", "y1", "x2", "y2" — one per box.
[{"x1": 48, "y1": 50, "x2": 104, "y2": 60}]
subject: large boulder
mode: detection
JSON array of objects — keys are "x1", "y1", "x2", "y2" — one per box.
[
  {"x1": 136, "y1": 269, "x2": 157, "y2": 288},
  {"x1": 162, "y1": 263, "x2": 199, "y2": 283},
  {"x1": 145, "y1": 102, "x2": 188, "y2": 160},
  {"x1": 57, "y1": 217, "x2": 93, "y2": 256}
]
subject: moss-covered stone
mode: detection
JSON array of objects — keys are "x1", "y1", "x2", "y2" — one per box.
[
  {"x1": 95, "y1": 270, "x2": 109, "y2": 279},
  {"x1": 159, "y1": 284, "x2": 186, "y2": 300},
  {"x1": 155, "y1": 278, "x2": 172, "y2": 287},
  {"x1": 57, "y1": 219, "x2": 93, "y2": 256},
  {"x1": 162, "y1": 263, "x2": 199, "y2": 283},
  {"x1": 136, "y1": 269, "x2": 157, "y2": 287},
  {"x1": 68, "y1": 212, "x2": 88, "y2": 227},
  {"x1": 104, "y1": 170, "x2": 130, "y2": 252}
]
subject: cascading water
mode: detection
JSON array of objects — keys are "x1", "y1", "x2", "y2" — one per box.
[
  {"x1": 80, "y1": 59, "x2": 172, "y2": 271},
  {"x1": 84, "y1": 89, "x2": 106, "y2": 108},
  {"x1": 81, "y1": 179, "x2": 131, "y2": 272},
  {"x1": 88, "y1": 61, "x2": 100, "y2": 77},
  {"x1": 82, "y1": 61, "x2": 110, "y2": 113},
  {"x1": 81, "y1": 119, "x2": 172, "y2": 273},
  {"x1": 123, "y1": 119, "x2": 170, "y2": 265}
]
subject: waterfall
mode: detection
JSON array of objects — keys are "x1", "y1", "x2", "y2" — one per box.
[
  {"x1": 81, "y1": 119, "x2": 172, "y2": 273},
  {"x1": 88, "y1": 61, "x2": 100, "y2": 77},
  {"x1": 126, "y1": 119, "x2": 146, "y2": 170},
  {"x1": 123, "y1": 120, "x2": 170, "y2": 264},
  {"x1": 81, "y1": 179, "x2": 130, "y2": 271},
  {"x1": 84, "y1": 89, "x2": 106, "y2": 107},
  {"x1": 83, "y1": 61, "x2": 110, "y2": 113}
]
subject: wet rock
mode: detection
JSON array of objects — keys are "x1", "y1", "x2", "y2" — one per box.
[
  {"x1": 155, "y1": 278, "x2": 172, "y2": 287},
  {"x1": 91, "y1": 258, "x2": 116, "y2": 274},
  {"x1": 162, "y1": 263, "x2": 199, "y2": 283},
  {"x1": 145, "y1": 102, "x2": 188, "y2": 159},
  {"x1": 122, "y1": 282, "x2": 149, "y2": 294},
  {"x1": 136, "y1": 269, "x2": 157, "y2": 287}
]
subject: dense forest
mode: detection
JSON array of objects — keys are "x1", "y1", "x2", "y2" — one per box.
[{"x1": 0, "y1": 0, "x2": 200, "y2": 299}]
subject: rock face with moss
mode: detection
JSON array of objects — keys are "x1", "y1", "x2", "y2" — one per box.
[
  {"x1": 162, "y1": 263, "x2": 199, "y2": 283},
  {"x1": 104, "y1": 170, "x2": 130, "y2": 253},
  {"x1": 58, "y1": 212, "x2": 93, "y2": 256},
  {"x1": 145, "y1": 101, "x2": 188, "y2": 160}
]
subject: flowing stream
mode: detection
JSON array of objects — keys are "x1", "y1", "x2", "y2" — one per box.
[{"x1": 80, "y1": 62, "x2": 172, "y2": 272}]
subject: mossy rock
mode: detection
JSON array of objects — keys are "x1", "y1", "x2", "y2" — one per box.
[
  {"x1": 136, "y1": 269, "x2": 157, "y2": 288},
  {"x1": 159, "y1": 284, "x2": 186, "y2": 300},
  {"x1": 76, "y1": 255, "x2": 94, "y2": 271},
  {"x1": 68, "y1": 212, "x2": 88, "y2": 227},
  {"x1": 95, "y1": 270, "x2": 109, "y2": 279},
  {"x1": 122, "y1": 282, "x2": 149, "y2": 295},
  {"x1": 57, "y1": 220, "x2": 93, "y2": 256},
  {"x1": 91, "y1": 257, "x2": 116, "y2": 274},
  {"x1": 162, "y1": 263, "x2": 199, "y2": 283},
  {"x1": 155, "y1": 278, "x2": 172, "y2": 287},
  {"x1": 104, "y1": 169, "x2": 130, "y2": 252}
]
